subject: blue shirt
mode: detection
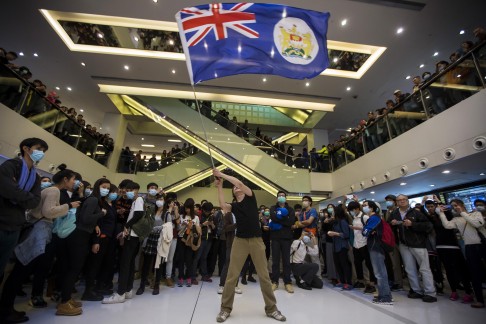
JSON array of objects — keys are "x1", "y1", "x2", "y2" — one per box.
[{"x1": 300, "y1": 208, "x2": 318, "y2": 232}]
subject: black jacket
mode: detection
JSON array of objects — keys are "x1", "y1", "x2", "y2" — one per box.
[
  {"x1": 269, "y1": 203, "x2": 296, "y2": 240},
  {"x1": 390, "y1": 207, "x2": 432, "y2": 248},
  {"x1": 0, "y1": 158, "x2": 41, "y2": 231}
]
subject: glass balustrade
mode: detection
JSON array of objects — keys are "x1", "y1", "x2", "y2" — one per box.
[{"x1": 0, "y1": 64, "x2": 113, "y2": 166}]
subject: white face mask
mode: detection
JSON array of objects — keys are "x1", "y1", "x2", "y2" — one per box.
[
  {"x1": 156, "y1": 200, "x2": 164, "y2": 208},
  {"x1": 302, "y1": 201, "x2": 310, "y2": 208}
]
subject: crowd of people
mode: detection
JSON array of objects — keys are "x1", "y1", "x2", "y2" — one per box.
[
  {"x1": 1, "y1": 137, "x2": 485, "y2": 323},
  {"x1": 0, "y1": 46, "x2": 115, "y2": 164}
]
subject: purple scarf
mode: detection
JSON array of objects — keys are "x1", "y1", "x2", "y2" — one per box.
[{"x1": 18, "y1": 158, "x2": 37, "y2": 193}]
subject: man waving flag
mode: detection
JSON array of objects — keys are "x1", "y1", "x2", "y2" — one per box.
[{"x1": 176, "y1": 3, "x2": 330, "y2": 85}]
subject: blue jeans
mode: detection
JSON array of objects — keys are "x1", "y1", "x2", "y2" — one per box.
[
  {"x1": 0, "y1": 230, "x2": 20, "y2": 279},
  {"x1": 369, "y1": 249, "x2": 392, "y2": 301}
]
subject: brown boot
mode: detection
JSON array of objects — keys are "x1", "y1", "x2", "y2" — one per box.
[
  {"x1": 166, "y1": 278, "x2": 174, "y2": 288},
  {"x1": 56, "y1": 301, "x2": 82, "y2": 316}
]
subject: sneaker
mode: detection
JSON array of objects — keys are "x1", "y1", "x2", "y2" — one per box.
[
  {"x1": 216, "y1": 310, "x2": 230, "y2": 322},
  {"x1": 449, "y1": 292, "x2": 459, "y2": 301},
  {"x1": 102, "y1": 293, "x2": 126, "y2": 304},
  {"x1": 266, "y1": 310, "x2": 286, "y2": 322},
  {"x1": 125, "y1": 290, "x2": 134, "y2": 299},
  {"x1": 462, "y1": 294, "x2": 474, "y2": 304},
  {"x1": 471, "y1": 302, "x2": 485, "y2": 308},
  {"x1": 373, "y1": 296, "x2": 395, "y2": 302},
  {"x1": 342, "y1": 284, "x2": 354, "y2": 291},
  {"x1": 56, "y1": 301, "x2": 82, "y2": 316},
  {"x1": 407, "y1": 291, "x2": 424, "y2": 299},
  {"x1": 191, "y1": 278, "x2": 199, "y2": 285},
  {"x1": 272, "y1": 283, "x2": 278, "y2": 291},
  {"x1": 247, "y1": 276, "x2": 256, "y2": 283},
  {"x1": 177, "y1": 279, "x2": 184, "y2": 287},
  {"x1": 335, "y1": 283, "x2": 344, "y2": 288},
  {"x1": 284, "y1": 283, "x2": 294, "y2": 294},
  {"x1": 217, "y1": 286, "x2": 224, "y2": 294},
  {"x1": 186, "y1": 279, "x2": 192, "y2": 287},
  {"x1": 372, "y1": 298, "x2": 394, "y2": 306},
  {"x1": 235, "y1": 286, "x2": 242, "y2": 294},
  {"x1": 240, "y1": 277, "x2": 247, "y2": 285},
  {"x1": 297, "y1": 281, "x2": 312, "y2": 290},
  {"x1": 353, "y1": 281, "x2": 365, "y2": 289},
  {"x1": 390, "y1": 284, "x2": 403, "y2": 291},
  {"x1": 422, "y1": 295, "x2": 437, "y2": 303},
  {"x1": 29, "y1": 295, "x2": 48, "y2": 308},
  {"x1": 364, "y1": 285, "x2": 376, "y2": 294},
  {"x1": 166, "y1": 278, "x2": 175, "y2": 288}
]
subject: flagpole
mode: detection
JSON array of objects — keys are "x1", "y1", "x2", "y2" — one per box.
[{"x1": 190, "y1": 85, "x2": 217, "y2": 170}]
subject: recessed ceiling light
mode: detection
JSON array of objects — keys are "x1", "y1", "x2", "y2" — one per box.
[
  {"x1": 262, "y1": 78, "x2": 267, "y2": 82},
  {"x1": 171, "y1": 69, "x2": 176, "y2": 74},
  {"x1": 153, "y1": 0, "x2": 158, "y2": 3},
  {"x1": 97, "y1": 33, "x2": 104, "y2": 38},
  {"x1": 480, "y1": 173, "x2": 485, "y2": 176},
  {"x1": 430, "y1": 184, "x2": 435, "y2": 187},
  {"x1": 341, "y1": 19, "x2": 347, "y2": 26},
  {"x1": 442, "y1": 170, "x2": 450, "y2": 174},
  {"x1": 338, "y1": 200, "x2": 342, "y2": 204},
  {"x1": 371, "y1": 198, "x2": 375, "y2": 201},
  {"x1": 169, "y1": 39, "x2": 174, "y2": 45},
  {"x1": 99, "y1": 127, "x2": 102, "y2": 130},
  {"x1": 141, "y1": 138, "x2": 144, "y2": 140},
  {"x1": 186, "y1": 125, "x2": 189, "y2": 128},
  {"x1": 141, "y1": 144, "x2": 155, "y2": 148},
  {"x1": 168, "y1": 139, "x2": 181, "y2": 143},
  {"x1": 19, "y1": 52, "x2": 24, "y2": 56},
  {"x1": 406, "y1": 75, "x2": 411, "y2": 80},
  {"x1": 456, "y1": 74, "x2": 461, "y2": 78},
  {"x1": 433, "y1": 52, "x2": 439, "y2": 57},
  {"x1": 459, "y1": 30, "x2": 465, "y2": 35},
  {"x1": 55, "y1": 86, "x2": 60, "y2": 90},
  {"x1": 346, "y1": 86, "x2": 351, "y2": 91},
  {"x1": 80, "y1": 109, "x2": 84, "y2": 112},
  {"x1": 400, "y1": 182, "x2": 407, "y2": 186},
  {"x1": 81, "y1": 62, "x2": 86, "y2": 66},
  {"x1": 33, "y1": 53, "x2": 38, "y2": 57},
  {"x1": 370, "y1": 191, "x2": 375, "y2": 194},
  {"x1": 396, "y1": 27, "x2": 404, "y2": 34},
  {"x1": 305, "y1": 82, "x2": 310, "y2": 87},
  {"x1": 66, "y1": 87, "x2": 72, "y2": 91},
  {"x1": 214, "y1": 127, "x2": 218, "y2": 130},
  {"x1": 124, "y1": 65, "x2": 130, "y2": 70},
  {"x1": 419, "y1": 64, "x2": 425, "y2": 68},
  {"x1": 134, "y1": 36, "x2": 139, "y2": 42},
  {"x1": 333, "y1": 57, "x2": 338, "y2": 63}
]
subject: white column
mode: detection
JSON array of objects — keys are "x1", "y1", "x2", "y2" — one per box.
[{"x1": 101, "y1": 113, "x2": 127, "y2": 171}]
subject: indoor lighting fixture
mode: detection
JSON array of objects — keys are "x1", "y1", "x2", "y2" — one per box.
[
  {"x1": 480, "y1": 173, "x2": 485, "y2": 176},
  {"x1": 81, "y1": 62, "x2": 86, "y2": 66},
  {"x1": 169, "y1": 39, "x2": 174, "y2": 45},
  {"x1": 419, "y1": 64, "x2": 425, "y2": 68},
  {"x1": 430, "y1": 184, "x2": 435, "y2": 187},
  {"x1": 80, "y1": 109, "x2": 84, "y2": 112},
  {"x1": 396, "y1": 27, "x2": 404, "y2": 34},
  {"x1": 168, "y1": 139, "x2": 182, "y2": 143},
  {"x1": 97, "y1": 33, "x2": 104, "y2": 38},
  {"x1": 442, "y1": 170, "x2": 450, "y2": 174},
  {"x1": 19, "y1": 52, "x2": 24, "y2": 56},
  {"x1": 370, "y1": 191, "x2": 375, "y2": 194},
  {"x1": 400, "y1": 182, "x2": 406, "y2": 186},
  {"x1": 66, "y1": 87, "x2": 72, "y2": 91},
  {"x1": 55, "y1": 86, "x2": 60, "y2": 90},
  {"x1": 124, "y1": 65, "x2": 130, "y2": 70},
  {"x1": 141, "y1": 144, "x2": 155, "y2": 148},
  {"x1": 134, "y1": 36, "x2": 139, "y2": 42},
  {"x1": 406, "y1": 75, "x2": 411, "y2": 80},
  {"x1": 341, "y1": 19, "x2": 347, "y2": 26},
  {"x1": 433, "y1": 52, "x2": 439, "y2": 56},
  {"x1": 171, "y1": 69, "x2": 176, "y2": 74},
  {"x1": 459, "y1": 30, "x2": 465, "y2": 35},
  {"x1": 305, "y1": 82, "x2": 310, "y2": 87},
  {"x1": 262, "y1": 78, "x2": 267, "y2": 82},
  {"x1": 346, "y1": 86, "x2": 351, "y2": 91},
  {"x1": 33, "y1": 53, "x2": 38, "y2": 57},
  {"x1": 333, "y1": 57, "x2": 338, "y2": 63}
]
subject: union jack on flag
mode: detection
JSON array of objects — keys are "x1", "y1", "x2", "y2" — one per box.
[
  {"x1": 180, "y1": 3, "x2": 259, "y2": 46},
  {"x1": 176, "y1": 3, "x2": 330, "y2": 84}
]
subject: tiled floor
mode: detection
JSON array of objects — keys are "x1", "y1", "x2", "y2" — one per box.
[{"x1": 14, "y1": 279, "x2": 486, "y2": 324}]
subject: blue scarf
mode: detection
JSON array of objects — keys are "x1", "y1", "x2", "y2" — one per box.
[{"x1": 18, "y1": 158, "x2": 37, "y2": 193}]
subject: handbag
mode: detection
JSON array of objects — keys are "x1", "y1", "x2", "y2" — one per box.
[{"x1": 52, "y1": 208, "x2": 77, "y2": 238}]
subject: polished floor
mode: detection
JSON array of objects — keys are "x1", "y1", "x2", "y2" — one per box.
[{"x1": 12, "y1": 278, "x2": 486, "y2": 324}]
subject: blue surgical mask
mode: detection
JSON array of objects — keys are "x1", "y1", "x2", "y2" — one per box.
[
  {"x1": 30, "y1": 150, "x2": 45, "y2": 162},
  {"x1": 327, "y1": 208, "x2": 334, "y2": 214},
  {"x1": 349, "y1": 210, "x2": 356, "y2": 217},
  {"x1": 40, "y1": 182, "x2": 52, "y2": 190},
  {"x1": 73, "y1": 180, "x2": 81, "y2": 190},
  {"x1": 84, "y1": 189, "x2": 92, "y2": 196},
  {"x1": 108, "y1": 193, "x2": 118, "y2": 201},
  {"x1": 386, "y1": 201, "x2": 394, "y2": 208},
  {"x1": 363, "y1": 206, "x2": 371, "y2": 214},
  {"x1": 100, "y1": 188, "x2": 110, "y2": 197},
  {"x1": 148, "y1": 189, "x2": 157, "y2": 196},
  {"x1": 156, "y1": 200, "x2": 164, "y2": 208},
  {"x1": 277, "y1": 196, "x2": 286, "y2": 204},
  {"x1": 302, "y1": 235, "x2": 311, "y2": 244},
  {"x1": 476, "y1": 206, "x2": 485, "y2": 212},
  {"x1": 126, "y1": 191, "x2": 135, "y2": 200}
]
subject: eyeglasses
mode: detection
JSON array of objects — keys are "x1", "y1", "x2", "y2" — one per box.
[{"x1": 396, "y1": 199, "x2": 408, "y2": 202}]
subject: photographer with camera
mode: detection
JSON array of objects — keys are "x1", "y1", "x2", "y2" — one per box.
[{"x1": 290, "y1": 232, "x2": 322, "y2": 290}]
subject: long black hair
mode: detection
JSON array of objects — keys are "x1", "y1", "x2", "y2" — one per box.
[
  {"x1": 334, "y1": 205, "x2": 349, "y2": 224},
  {"x1": 91, "y1": 178, "x2": 111, "y2": 207}
]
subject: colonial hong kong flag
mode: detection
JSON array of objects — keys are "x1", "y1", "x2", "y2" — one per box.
[{"x1": 175, "y1": 3, "x2": 330, "y2": 84}]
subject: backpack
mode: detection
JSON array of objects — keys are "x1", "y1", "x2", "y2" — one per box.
[
  {"x1": 131, "y1": 199, "x2": 156, "y2": 241},
  {"x1": 380, "y1": 220, "x2": 396, "y2": 252}
]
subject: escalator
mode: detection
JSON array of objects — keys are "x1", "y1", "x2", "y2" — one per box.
[{"x1": 122, "y1": 95, "x2": 314, "y2": 196}]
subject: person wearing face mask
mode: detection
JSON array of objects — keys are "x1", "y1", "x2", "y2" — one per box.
[
  {"x1": 390, "y1": 194, "x2": 436, "y2": 303},
  {"x1": 137, "y1": 194, "x2": 165, "y2": 296},
  {"x1": 269, "y1": 191, "x2": 296, "y2": 293},
  {"x1": 384, "y1": 194, "x2": 403, "y2": 291},
  {"x1": 473, "y1": 199, "x2": 486, "y2": 220},
  {"x1": 0, "y1": 167, "x2": 78, "y2": 323},
  {"x1": 0, "y1": 138, "x2": 47, "y2": 301},
  {"x1": 82, "y1": 184, "x2": 119, "y2": 300},
  {"x1": 259, "y1": 206, "x2": 271, "y2": 262},
  {"x1": 290, "y1": 232, "x2": 322, "y2": 290},
  {"x1": 40, "y1": 176, "x2": 52, "y2": 190},
  {"x1": 438, "y1": 199, "x2": 486, "y2": 308},
  {"x1": 84, "y1": 184, "x2": 93, "y2": 197},
  {"x1": 347, "y1": 201, "x2": 377, "y2": 294},
  {"x1": 56, "y1": 178, "x2": 110, "y2": 315},
  {"x1": 361, "y1": 200, "x2": 393, "y2": 305}
]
